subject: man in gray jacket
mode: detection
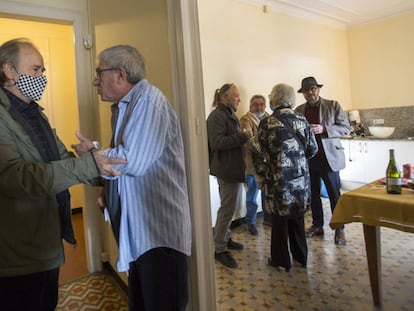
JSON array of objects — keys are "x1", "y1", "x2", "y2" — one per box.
[
  {"x1": 207, "y1": 83, "x2": 251, "y2": 268},
  {"x1": 295, "y1": 77, "x2": 351, "y2": 245}
]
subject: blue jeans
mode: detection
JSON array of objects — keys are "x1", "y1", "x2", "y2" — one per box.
[
  {"x1": 245, "y1": 175, "x2": 270, "y2": 224},
  {"x1": 245, "y1": 175, "x2": 260, "y2": 224}
]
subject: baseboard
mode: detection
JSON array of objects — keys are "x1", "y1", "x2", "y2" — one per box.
[
  {"x1": 71, "y1": 207, "x2": 83, "y2": 214},
  {"x1": 103, "y1": 262, "x2": 128, "y2": 295}
]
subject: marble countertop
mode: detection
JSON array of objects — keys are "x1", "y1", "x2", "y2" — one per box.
[{"x1": 341, "y1": 135, "x2": 414, "y2": 141}]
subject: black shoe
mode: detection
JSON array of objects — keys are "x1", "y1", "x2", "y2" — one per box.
[
  {"x1": 247, "y1": 224, "x2": 258, "y2": 235},
  {"x1": 267, "y1": 257, "x2": 291, "y2": 272},
  {"x1": 263, "y1": 219, "x2": 272, "y2": 226},
  {"x1": 215, "y1": 251, "x2": 238, "y2": 268},
  {"x1": 305, "y1": 225, "x2": 324, "y2": 238},
  {"x1": 334, "y1": 228, "x2": 346, "y2": 245},
  {"x1": 227, "y1": 238, "x2": 244, "y2": 250}
]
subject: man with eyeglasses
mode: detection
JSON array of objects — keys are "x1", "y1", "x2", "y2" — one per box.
[
  {"x1": 0, "y1": 38, "x2": 124, "y2": 311},
  {"x1": 295, "y1": 77, "x2": 351, "y2": 246},
  {"x1": 74, "y1": 44, "x2": 192, "y2": 311}
]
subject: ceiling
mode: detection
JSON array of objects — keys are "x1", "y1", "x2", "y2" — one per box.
[{"x1": 243, "y1": 0, "x2": 414, "y2": 27}]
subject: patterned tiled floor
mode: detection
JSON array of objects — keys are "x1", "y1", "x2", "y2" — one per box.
[
  {"x1": 57, "y1": 198, "x2": 414, "y2": 310},
  {"x1": 215, "y1": 198, "x2": 414, "y2": 310},
  {"x1": 57, "y1": 272, "x2": 128, "y2": 310}
]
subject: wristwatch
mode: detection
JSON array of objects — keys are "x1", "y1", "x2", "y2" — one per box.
[{"x1": 92, "y1": 141, "x2": 102, "y2": 150}]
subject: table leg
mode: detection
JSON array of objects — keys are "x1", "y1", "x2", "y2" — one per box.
[{"x1": 363, "y1": 224, "x2": 382, "y2": 306}]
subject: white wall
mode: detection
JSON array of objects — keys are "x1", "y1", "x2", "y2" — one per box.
[
  {"x1": 198, "y1": 0, "x2": 353, "y2": 119},
  {"x1": 348, "y1": 11, "x2": 414, "y2": 109}
]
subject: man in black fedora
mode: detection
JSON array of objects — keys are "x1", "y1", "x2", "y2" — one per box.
[{"x1": 295, "y1": 76, "x2": 351, "y2": 245}]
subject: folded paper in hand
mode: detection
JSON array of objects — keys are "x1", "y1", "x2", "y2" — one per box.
[{"x1": 103, "y1": 207, "x2": 111, "y2": 224}]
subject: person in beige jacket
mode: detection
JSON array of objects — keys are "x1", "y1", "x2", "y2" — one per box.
[{"x1": 240, "y1": 95, "x2": 270, "y2": 235}]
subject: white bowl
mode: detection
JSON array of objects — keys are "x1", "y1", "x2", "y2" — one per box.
[{"x1": 368, "y1": 126, "x2": 395, "y2": 138}]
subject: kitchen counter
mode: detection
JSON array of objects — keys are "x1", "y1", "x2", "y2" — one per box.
[
  {"x1": 341, "y1": 135, "x2": 414, "y2": 141},
  {"x1": 339, "y1": 139, "x2": 413, "y2": 190}
]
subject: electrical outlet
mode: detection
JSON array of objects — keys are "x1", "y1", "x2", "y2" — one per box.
[{"x1": 372, "y1": 119, "x2": 384, "y2": 125}]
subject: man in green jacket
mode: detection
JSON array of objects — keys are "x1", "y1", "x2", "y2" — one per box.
[{"x1": 0, "y1": 38, "x2": 125, "y2": 311}]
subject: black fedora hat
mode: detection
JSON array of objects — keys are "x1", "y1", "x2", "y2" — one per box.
[{"x1": 297, "y1": 76, "x2": 323, "y2": 93}]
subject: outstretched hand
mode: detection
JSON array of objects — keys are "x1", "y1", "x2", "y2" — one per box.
[
  {"x1": 71, "y1": 131, "x2": 127, "y2": 175},
  {"x1": 71, "y1": 131, "x2": 95, "y2": 156},
  {"x1": 92, "y1": 148, "x2": 126, "y2": 176}
]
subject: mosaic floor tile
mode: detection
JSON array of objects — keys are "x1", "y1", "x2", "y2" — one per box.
[
  {"x1": 56, "y1": 198, "x2": 414, "y2": 310},
  {"x1": 57, "y1": 272, "x2": 128, "y2": 311},
  {"x1": 215, "y1": 198, "x2": 414, "y2": 310}
]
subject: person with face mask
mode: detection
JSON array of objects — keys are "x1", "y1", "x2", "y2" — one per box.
[
  {"x1": 240, "y1": 95, "x2": 270, "y2": 235},
  {"x1": 207, "y1": 83, "x2": 252, "y2": 268},
  {"x1": 295, "y1": 77, "x2": 351, "y2": 246},
  {"x1": 0, "y1": 38, "x2": 125, "y2": 311}
]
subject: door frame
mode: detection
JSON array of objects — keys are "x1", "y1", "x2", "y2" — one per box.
[{"x1": 167, "y1": 2, "x2": 216, "y2": 310}]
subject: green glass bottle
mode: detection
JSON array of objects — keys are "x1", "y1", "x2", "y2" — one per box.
[{"x1": 386, "y1": 149, "x2": 402, "y2": 194}]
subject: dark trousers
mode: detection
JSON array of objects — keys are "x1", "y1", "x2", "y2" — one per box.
[
  {"x1": 128, "y1": 247, "x2": 189, "y2": 311},
  {"x1": 310, "y1": 168, "x2": 341, "y2": 228},
  {"x1": 270, "y1": 213, "x2": 307, "y2": 269},
  {"x1": 262, "y1": 190, "x2": 271, "y2": 222},
  {"x1": 0, "y1": 268, "x2": 59, "y2": 311}
]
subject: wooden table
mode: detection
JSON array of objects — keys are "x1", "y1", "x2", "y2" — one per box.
[{"x1": 330, "y1": 180, "x2": 414, "y2": 306}]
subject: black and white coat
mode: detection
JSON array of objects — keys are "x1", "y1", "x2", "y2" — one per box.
[{"x1": 253, "y1": 107, "x2": 318, "y2": 217}]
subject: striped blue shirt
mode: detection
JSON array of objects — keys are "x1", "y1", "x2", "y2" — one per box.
[{"x1": 104, "y1": 79, "x2": 192, "y2": 272}]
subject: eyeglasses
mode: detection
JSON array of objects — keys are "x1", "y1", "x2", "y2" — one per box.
[{"x1": 94, "y1": 68, "x2": 118, "y2": 80}]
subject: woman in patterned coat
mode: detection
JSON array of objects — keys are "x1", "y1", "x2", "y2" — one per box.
[{"x1": 253, "y1": 83, "x2": 318, "y2": 271}]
